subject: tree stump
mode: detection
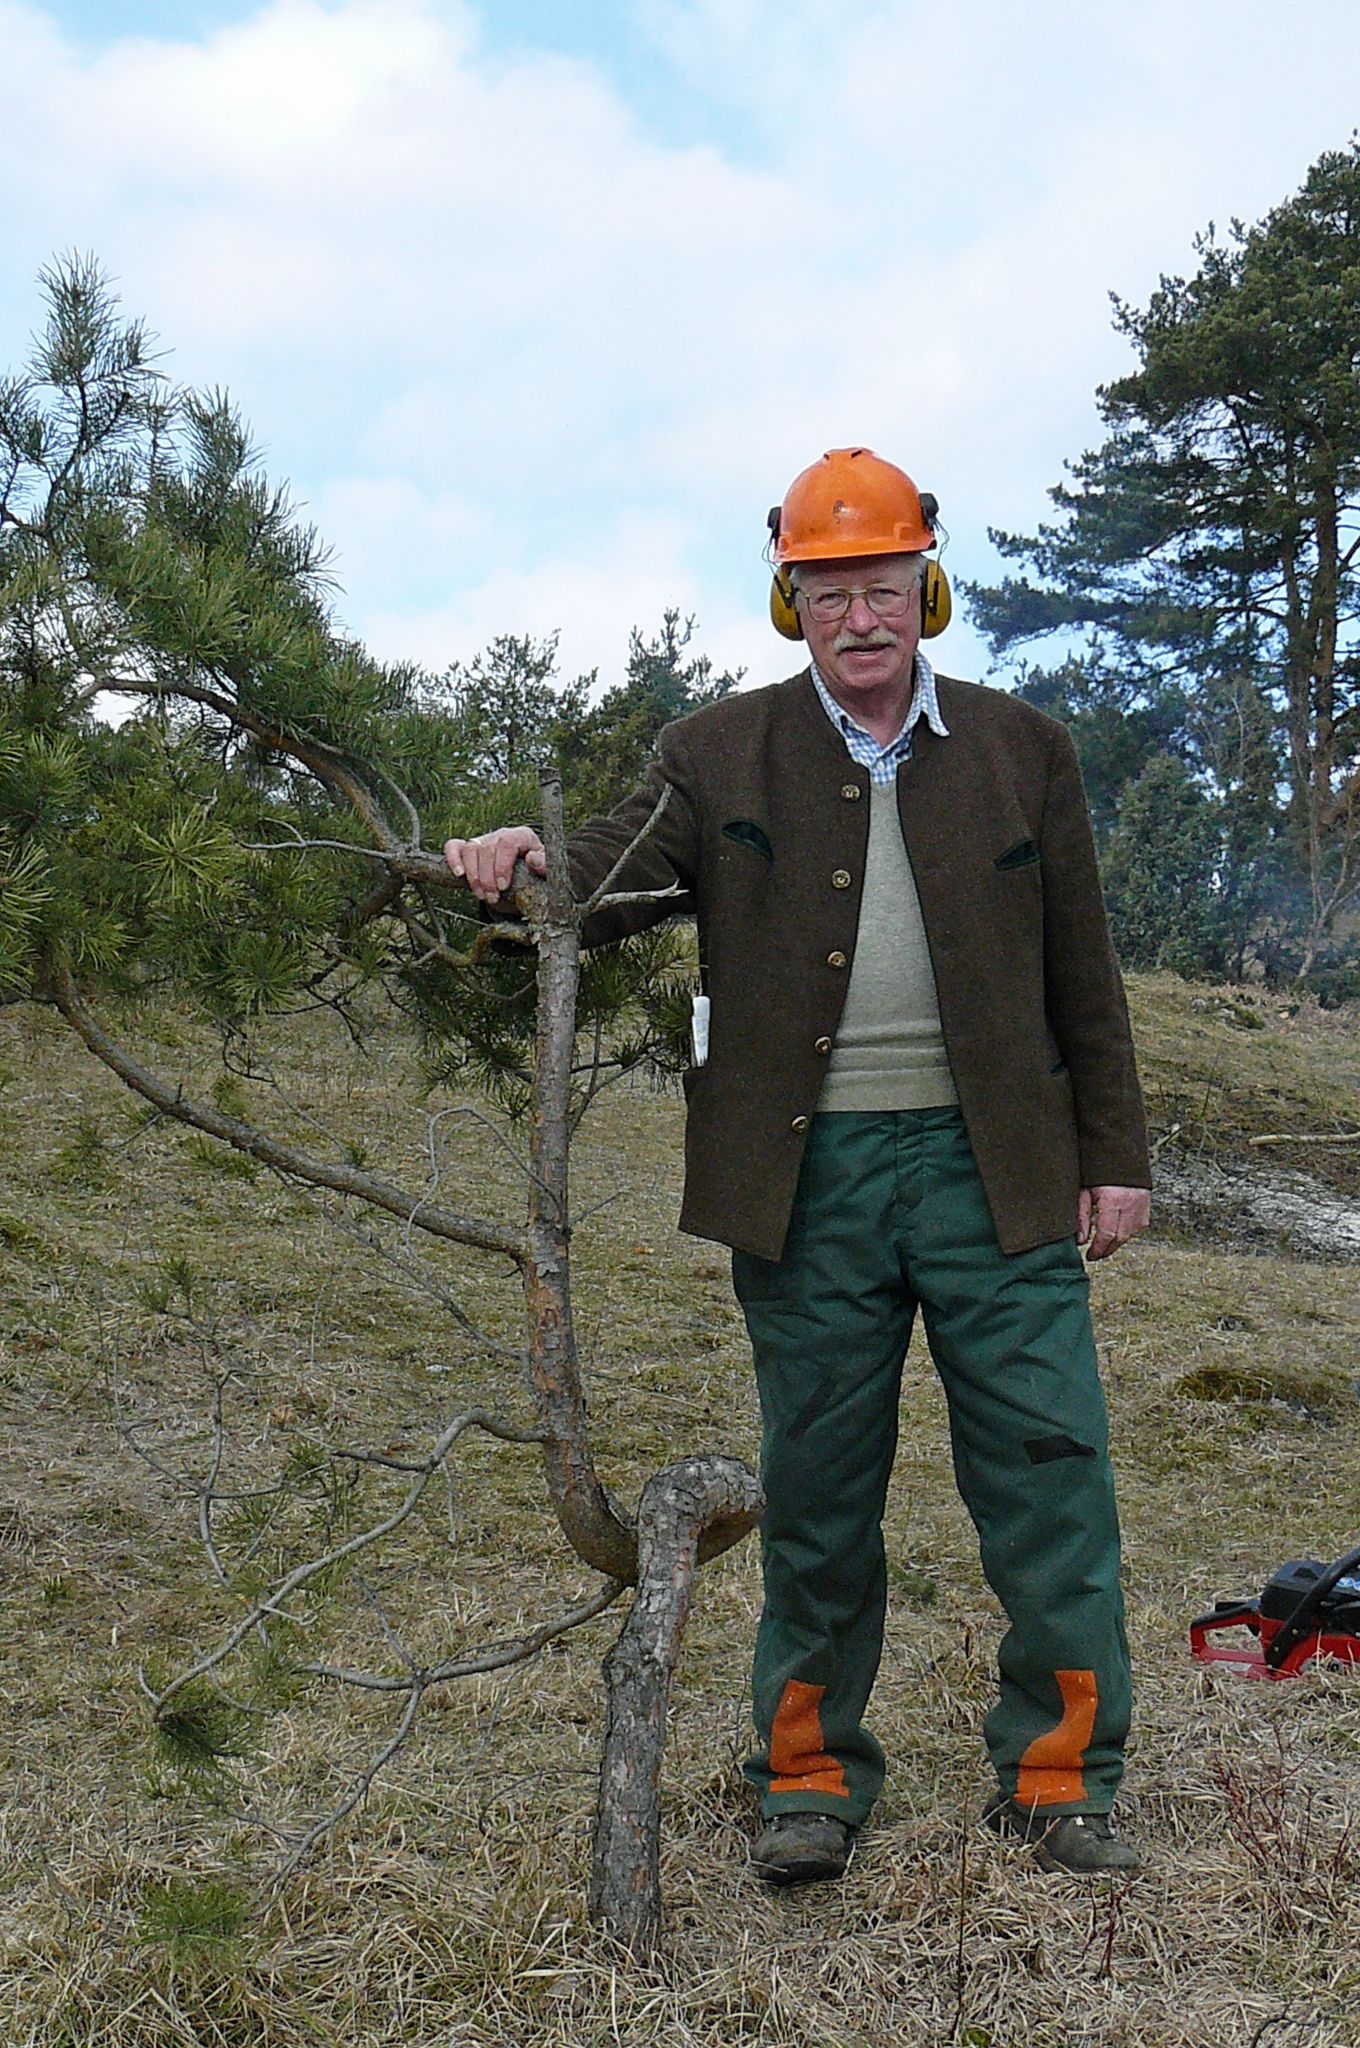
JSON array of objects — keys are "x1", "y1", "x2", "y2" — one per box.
[{"x1": 588, "y1": 1455, "x2": 762, "y2": 1953}]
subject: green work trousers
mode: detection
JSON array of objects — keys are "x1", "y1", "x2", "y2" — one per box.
[{"x1": 732, "y1": 1108, "x2": 1130, "y2": 1827}]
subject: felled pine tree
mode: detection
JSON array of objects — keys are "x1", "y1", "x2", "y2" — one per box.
[{"x1": 0, "y1": 254, "x2": 760, "y2": 1952}]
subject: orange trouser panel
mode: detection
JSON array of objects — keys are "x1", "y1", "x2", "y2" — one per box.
[
  {"x1": 1014, "y1": 1668, "x2": 1098, "y2": 1808},
  {"x1": 769, "y1": 1679, "x2": 850, "y2": 1799}
]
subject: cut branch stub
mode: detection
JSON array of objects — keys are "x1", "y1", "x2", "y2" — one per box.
[{"x1": 588, "y1": 1454, "x2": 763, "y2": 1953}]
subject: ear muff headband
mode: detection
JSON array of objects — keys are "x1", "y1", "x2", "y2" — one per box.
[{"x1": 767, "y1": 561, "x2": 952, "y2": 642}]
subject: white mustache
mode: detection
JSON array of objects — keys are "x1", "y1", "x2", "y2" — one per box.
[{"x1": 832, "y1": 632, "x2": 896, "y2": 653}]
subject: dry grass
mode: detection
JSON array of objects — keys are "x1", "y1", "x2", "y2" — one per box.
[
  {"x1": 1127, "y1": 972, "x2": 1360, "y2": 1199},
  {"x1": 2, "y1": 977, "x2": 1360, "y2": 2047}
]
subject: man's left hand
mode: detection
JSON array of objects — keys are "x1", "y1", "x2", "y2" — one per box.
[{"x1": 1077, "y1": 1185, "x2": 1150, "y2": 1260}]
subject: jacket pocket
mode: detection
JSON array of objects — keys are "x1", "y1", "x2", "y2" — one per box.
[
  {"x1": 995, "y1": 838, "x2": 1040, "y2": 871},
  {"x1": 722, "y1": 819, "x2": 774, "y2": 861}
]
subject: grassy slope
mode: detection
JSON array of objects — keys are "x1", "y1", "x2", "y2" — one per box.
[{"x1": 1, "y1": 973, "x2": 1359, "y2": 2048}]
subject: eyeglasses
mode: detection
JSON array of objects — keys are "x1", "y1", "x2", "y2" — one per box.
[{"x1": 795, "y1": 581, "x2": 918, "y2": 624}]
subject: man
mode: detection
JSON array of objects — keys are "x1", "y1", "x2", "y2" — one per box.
[{"x1": 445, "y1": 447, "x2": 1151, "y2": 1886}]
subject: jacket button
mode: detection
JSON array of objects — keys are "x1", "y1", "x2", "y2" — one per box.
[
  {"x1": 814, "y1": 1036, "x2": 833, "y2": 1055},
  {"x1": 831, "y1": 868, "x2": 852, "y2": 889},
  {"x1": 827, "y1": 950, "x2": 847, "y2": 969},
  {"x1": 841, "y1": 783, "x2": 861, "y2": 801},
  {"x1": 790, "y1": 1115, "x2": 810, "y2": 1134}
]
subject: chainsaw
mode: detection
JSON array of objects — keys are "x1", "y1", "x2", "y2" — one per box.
[{"x1": 1190, "y1": 1545, "x2": 1360, "y2": 1679}]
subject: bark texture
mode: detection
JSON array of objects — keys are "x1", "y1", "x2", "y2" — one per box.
[
  {"x1": 588, "y1": 1455, "x2": 764, "y2": 1953},
  {"x1": 525, "y1": 776, "x2": 639, "y2": 1579}
]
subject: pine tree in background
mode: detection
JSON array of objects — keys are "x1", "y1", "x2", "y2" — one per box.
[
  {"x1": 1102, "y1": 754, "x2": 1228, "y2": 975},
  {"x1": 554, "y1": 608, "x2": 742, "y2": 821},
  {"x1": 967, "y1": 142, "x2": 1360, "y2": 991}
]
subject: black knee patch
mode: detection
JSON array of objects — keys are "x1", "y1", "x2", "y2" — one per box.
[
  {"x1": 786, "y1": 1383, "x2": 831, "y2": 1441},
  {"x1": 1023, "y1": 1433, "x2": 1096, "y2": 1465}
]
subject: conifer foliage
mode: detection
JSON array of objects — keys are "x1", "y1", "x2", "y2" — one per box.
[
  {"x1": 1, "y1": 258, "x2": 761, "y2": 1947},
  {"x1": 0, "y1": 258, "x2": 700, "y2": 1090},
  {"x1": 967, "y1": 143, "x2": 1360, "y2": 992}
]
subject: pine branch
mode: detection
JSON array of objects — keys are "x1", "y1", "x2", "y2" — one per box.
[
  {"x1": 48, "y1": 962, "x2": 528, "y2": 1263},
  {"x1": 150, "y1": 1405, "x2": 545, "y2": 1718}
]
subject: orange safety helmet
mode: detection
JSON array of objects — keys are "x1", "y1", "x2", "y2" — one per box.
[
  {"x1": 772, "y1": 446, "x2": 938, "y2": 562},
  {"x1": 766, "y1": 447, "x2": 951, "y2": 641}
]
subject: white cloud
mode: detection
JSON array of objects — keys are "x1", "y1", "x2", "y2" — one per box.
[
  {"x1": 2, "y1": 0, "x2": 1360, "y2": 697},
  {"x1": 359, "y1": 507, "x2": 720, "y2": 686}
]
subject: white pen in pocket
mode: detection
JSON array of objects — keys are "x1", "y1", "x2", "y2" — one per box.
[{"x1": 690, "y1": 993, "x2": 710, "y2": 1065}]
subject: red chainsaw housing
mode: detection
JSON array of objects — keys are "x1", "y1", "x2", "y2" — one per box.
[{"x1": 1190, "y1": 1603, "x2": 1360, "y2": 1680}]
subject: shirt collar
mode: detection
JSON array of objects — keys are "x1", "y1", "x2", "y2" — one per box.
[{"x1": 809, "y1": 647, "x2": 950, "y2": 756}]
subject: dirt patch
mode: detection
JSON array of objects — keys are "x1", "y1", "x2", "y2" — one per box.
[{"x1": 1154, "y1": 1147, "x2": 1360, "y2": 1262}]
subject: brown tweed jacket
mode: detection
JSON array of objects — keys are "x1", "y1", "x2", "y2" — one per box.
[{"x1": 568, "y1": 667, "x2": 1150, "y2": 1262}]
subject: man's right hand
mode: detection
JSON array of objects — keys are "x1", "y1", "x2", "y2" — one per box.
[{"x1": 443, "y1": 826, "x2": 547, "y2": 904}]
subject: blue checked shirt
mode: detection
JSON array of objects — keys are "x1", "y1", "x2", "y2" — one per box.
[{"x1": 810, "y1": 649, "x2": 950, "y2": 784}]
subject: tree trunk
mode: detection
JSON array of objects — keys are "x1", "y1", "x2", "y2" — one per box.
[
  {"x1": 588, "y1": 1455, "x2": 763, "y2": 1953},
  {"x1": 524, "y1": 774, "x2": 640, "y2": 1580}
]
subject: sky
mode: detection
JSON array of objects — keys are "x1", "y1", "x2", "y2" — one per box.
[{"x1": 2, "y1": 0, "x2": 1359, "y2": 701}]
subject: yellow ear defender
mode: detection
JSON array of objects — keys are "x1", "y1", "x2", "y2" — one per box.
[
  {"x1": 921, "y1": 557, "x2": 952, "y2": 638},
  {"x1": 768, "y1": 558, "x2": 952, "y2": 642},
  {"x1": 770, "y1": 566, "x2": 802, "y2": 640}
]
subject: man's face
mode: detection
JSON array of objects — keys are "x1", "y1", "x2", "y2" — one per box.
[{"x1": 793, "y1": 553, "x2": 922, "y2": 708}]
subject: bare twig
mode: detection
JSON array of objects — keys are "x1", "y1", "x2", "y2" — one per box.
[
  {"x1": 353, "y1": 1574, "x2": 421, "y2": 1675},
  {"x1": 268, "y1": 1679, "x2": 427, "y2": 1891},
  {"x1": 587, "y1": 884, "x2": 687, "y2": 913},
  {"x1": 323, "y1": 1411, "x2": 547, "y2": 1471},
  {"x1": 397, "y1": 896, "x2": 532, "y2": 967},
  {"x1": 579, "y1": 782, "x2": 673, "y2": 917},
  {"x1": 226, "y1": 1042, "x2": 369, "y2": 1163},
  {"x1": 315, "y1": 1200, "x2": 521, "y2": 1362},
  {"x1": 569, "y1": 1007, "x2": 611, "y2": 1136},
  {"x1": 198, "y1": 1374, "x2": 233, "y2": 1594},
  {"x1": 244, "y1": 831, "x2": 387, "y2": 859},
  {"x1": 416, "y1": 1104, "x2": 544, "y2": 1220},
  {"x1": 366, "y1": 758, "x2": 423, "y2": 849},
  {"x1": 115, "y1": 1401, "x2": 289, "y2": 1508},
  {"x1": 151, "y1": 1406, "x2": 545, "y2": 1717},
  {"x1": 304, "y1": 1574, "x2": 625, "y2": 1691},
  {"x1": 1248, "y1": 1129, "x2": 1360, "y2": 1146}
]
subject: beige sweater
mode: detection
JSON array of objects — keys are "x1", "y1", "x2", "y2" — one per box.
[{"x1": 816, "y1": 781, "x2": 958, "y2": 1113}]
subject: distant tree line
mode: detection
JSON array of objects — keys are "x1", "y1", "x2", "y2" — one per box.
[
  {"x1": 966, "y1": 141, "x2": 1360, "y2": 1001},
  {"x1": 436, "y1": 608, "x2": 738, "y2": 828}
]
